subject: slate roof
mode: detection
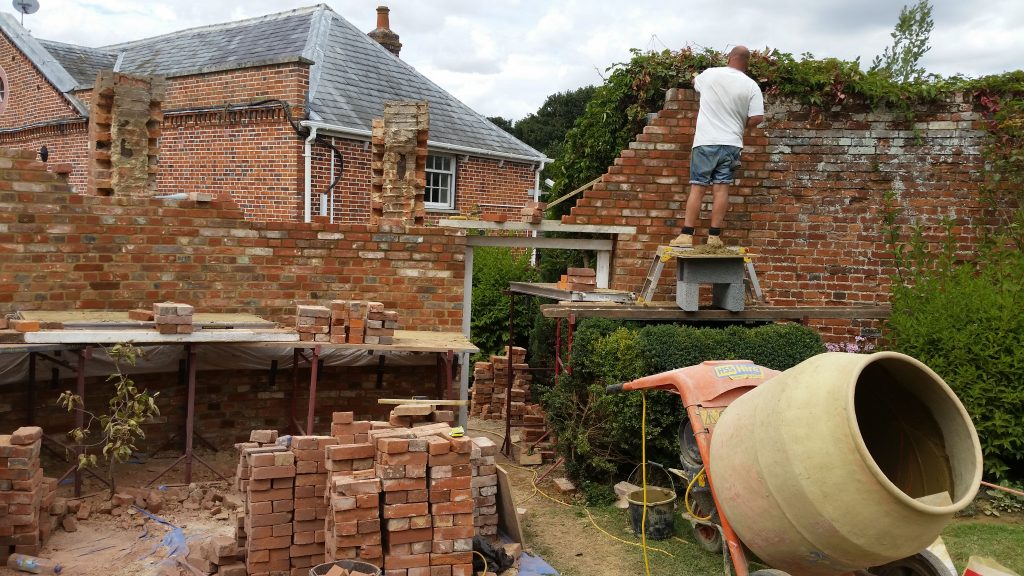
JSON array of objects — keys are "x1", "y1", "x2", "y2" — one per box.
[
  {"x1": 36, "y1": 40, "x2": 117, "y2": 86},
  {"x1": 2, "y1": 4, "x2": 545, "y2": 162}
]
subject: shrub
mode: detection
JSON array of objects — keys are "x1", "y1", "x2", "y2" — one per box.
[
  {"x1": 541, "y1": 321, "x2": 824, "y2": 484},
  {"x1": 470, "y1": 247, "x2": 539, "y2": 358},
  {"x1": 885, "y1": 220, "x2": 1024, "y2": 480}
]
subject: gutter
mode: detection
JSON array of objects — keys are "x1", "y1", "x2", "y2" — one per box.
[{"x1": 299, "y1": 120, "x2": 552, "y2": 165}]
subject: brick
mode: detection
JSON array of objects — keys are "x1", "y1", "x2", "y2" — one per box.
[
  {"x1": 9, "y1": 427, "x2": 42, "y2": 446},
  {"x1": 327, "y1": 444, "x2": 375, "y2": 461}
]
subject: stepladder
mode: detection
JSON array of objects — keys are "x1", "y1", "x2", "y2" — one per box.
[{"x1": 637, "y1": 245, "x2": 765, "y2": 310}]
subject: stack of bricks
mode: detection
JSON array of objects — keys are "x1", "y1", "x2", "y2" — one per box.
[
  {"x1": 240, "y1": 430, "x2": 293, "y2": 576},
  {"x1": 153, "y1": 302, "x2": 194, "y2": 334},
  {"x1": 296, "y1": 305, "x2": 331, "y2": 343},
  {"x1": 370, "y1": 101, "x2": 428, "y2": 226},
  {"x1": 325, "y1": 412, "x2": 380, "y2": 565},
  {"x1": 329, "y1": 301, "x2": 348, "y2": 344},
  {"x1": 291, "y1": 435, "x2": 338, "y2": 576},
  {"x1": 469, "y1": 437, "x2": 499, "y2": 540},
  {"x1": 347, "y1": 301, "x2": 366, "y2": 344},
  {"x1": 519, "y1": 200, "x2": 546, "y2": 224},
  {"x1": 375, "y1": 434, "x2": 433, "y2": 575},
  {"x1": 185, "y1": 535, "x2": 246, "y2": 576},
  {"x1": 388, "y1": 404, "x2": 455, "y2": 428},
  {"x1": 0, "y1": 426, "x2": 45, "y2": 561},
  {"x1": 366, "y1": 302, "x2": 399, "y2": 345},
  {"x1": 557, "y1": 267, "x2": 597, "y2": 291},
  {"x1": 425, "y1": 432, "x2": 474, "y2": 576},
  {"x1": 468, "y1": 362, "x2": 498, "y2": 420}
]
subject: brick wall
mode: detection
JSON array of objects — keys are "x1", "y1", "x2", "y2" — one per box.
[
  {"x1": 0, "y1": 362, "x2": 448, "y2": 450},
  {"x1": 564, "y1": 88, "x2": 990, "y2": 340},
  {"x1": 0, "y1": 32, "x2": 81, "y2": 127},
  {"x1": 0, "y1": 147, "x2": 467, "y2": 327},
  {"x1": 0, "y1": 123, "x2": 88, "y2": 191},
  {"x1": 310, "y1": 137, "x2": 373, "y2": 222}
]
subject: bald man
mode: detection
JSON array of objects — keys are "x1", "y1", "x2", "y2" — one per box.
[{"x1": 671, "y1": 46, "x2": 764, "y2": 248}]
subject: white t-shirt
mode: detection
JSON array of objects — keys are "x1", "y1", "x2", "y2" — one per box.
[{"x1": 692, "y1": 67, "x2": 764, "y2": 148}]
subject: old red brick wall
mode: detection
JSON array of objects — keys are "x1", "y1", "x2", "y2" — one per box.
[
  {"x1": 0, "y1": 147, "x2": 466, "y2": 328},
  {"x1": 0, "y1": 362, "x2": 448, "y2": 450},
  {"x1": 564, "y1": 88, "x2": 989, "y2": 341},
  {"x1": 0, "y1": 32, "x2": 82, "y2": 126},
  {"x1": 310, "y1": 137, "x2": 373, "y2": 222},
  {"x1": 0, "y1": 124, "x2": 88, "y2": 191}
]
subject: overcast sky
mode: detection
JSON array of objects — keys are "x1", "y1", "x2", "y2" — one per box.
[{"x1": 10, "y1": 0, "x2": 1024, "y2": 120}]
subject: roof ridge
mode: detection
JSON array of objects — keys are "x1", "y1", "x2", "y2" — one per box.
[{"x1": 100, "y1": 3, "x2": 327, "y2": 50}]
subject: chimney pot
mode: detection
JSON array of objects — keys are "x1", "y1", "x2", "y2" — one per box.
[{"x1": 376, "y1": 6, "x2": 390, "y2": 30}]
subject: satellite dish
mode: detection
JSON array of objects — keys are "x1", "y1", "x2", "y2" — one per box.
[
  {"x1": 12, "y1": 0, "x2": 38, "y2": 25},
  {"x1": 12, "y1": 0, "x2": 38, "y2": 15}
]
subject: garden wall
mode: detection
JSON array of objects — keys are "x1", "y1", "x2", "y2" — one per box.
[{"x1": 564, "y1": 88, "x2": 988, "y2": 340}]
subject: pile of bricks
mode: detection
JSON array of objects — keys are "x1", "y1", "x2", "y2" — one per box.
[
  {"x1": 557, "y1": 267, "x2": 597, "y2": 291},
  {"x1": 470, "y1": 346, "x2": 534, "y2": 423},
  {"x1": 185, "y1": 535, "x2": 246, "y2": 576},
  {"x1": 296, "y1": 305, "x2": 332, "y2": 343},
  {"x1": 468, "y1": 362, "x2": 497, "y2": 419},
  {"x1": 388, "y1": 404, "x2": 455, "y2": 428},
  {"x1": 237, "y1": 415, "x2": 484, "y2": 576},
  {"x1": 0, "y1": 316, "x2": 40, "y2": 336},
  {"x1": 298, "y1": 301, "x2": 401, "y2": 345},
  {"x1": 0, "y1": 426, "x2": 60, "y2": 561},
  {"x1": 152, "y1": 302, "x2": 195, "y2": 334},
  {"x1": 469, "y1": 437, "x2": 499, "y2": 540},
  {"x1": 519, "y1": 201, "x2": 546, "y2": 224}
]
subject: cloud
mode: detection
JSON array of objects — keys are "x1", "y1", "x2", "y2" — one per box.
[{"x1": 9, "y1": 0, "x2": 1024, "y2": 121}]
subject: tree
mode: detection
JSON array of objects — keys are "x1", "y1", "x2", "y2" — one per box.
[
  {"x1": 870, "y1": 0, "x2": 934, "y2": 83},
  {"x1": 59, "y1": 343, "x2": 160, "y2": 496},
  {"x1": 514, "y1": 86, "x2": 597, "y2": 158},
  {"x1": 487, "y1": 116, "x2": 515, "y2": 135}
]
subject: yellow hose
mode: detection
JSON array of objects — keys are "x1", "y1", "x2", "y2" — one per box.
[
  {"x1": 641, "y1": 391, "x2": 651, "y2": 576},
  {"x1": 684, "y1": 466, "x2": 714, "y2": 521},
  {"x1": 472, "y1": 550, "x2": 488, "y2": 574}
]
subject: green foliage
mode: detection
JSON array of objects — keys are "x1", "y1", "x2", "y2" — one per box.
[
  {"x1": 514, "y1": 86, "x2": 597, "y2": 159},
  {"x1": 870, "y1": 0, "x2": 934, "y2": 83},
  {"x1": 980, "y1": 481, "x2": 1024, "y2": 517},
  {"x1": 58, "y1": 343, "x2": 160, "y2": 495},
  {"x1": 974, "y1": 76, "x2": 1024, "y2": 251},
  {"x1": 487, "y1": 116, "x2": 515, "y2": 134},
  {"x1": 470, "y1": 247, "x2": 540, "y2": 358},
  {"x1": 883, "y1": 204, "x2": 1024, "y2": 480},
  {"x1": 541, "y1": 320, "x2": 824, "y2": 484}
]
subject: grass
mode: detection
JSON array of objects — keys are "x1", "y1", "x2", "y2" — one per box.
[
  {"x1": 942, "y1": 519, "x2": 1024, "y2": 574},
  {"x1": 566, "y1": 508, "x2": 1024, "y2": 576}
]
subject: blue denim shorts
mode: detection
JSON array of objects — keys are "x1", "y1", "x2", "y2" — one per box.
[{"x1": 690, "y1": 145, "x2": 742, "y2": 185}]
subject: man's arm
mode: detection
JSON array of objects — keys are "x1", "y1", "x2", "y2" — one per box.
[{"x1": 747, "y1": 115, "x2": 764, "y2": 129}]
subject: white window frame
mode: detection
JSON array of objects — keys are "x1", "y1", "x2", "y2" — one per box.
[{"x1": 424, "y1": 153, "x2": 456, "y2": 210}]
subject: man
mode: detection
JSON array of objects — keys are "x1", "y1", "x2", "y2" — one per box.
[{"x1": 671, "y1": 45, "x2": 764, "y2": 248}]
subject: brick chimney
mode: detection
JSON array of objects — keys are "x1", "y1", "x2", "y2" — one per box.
[{"x1": 368, "y1": 6, "x2": 402, "y2": 57}]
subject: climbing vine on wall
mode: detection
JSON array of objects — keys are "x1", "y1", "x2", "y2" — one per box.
[{"x1": 547, "y1": 46, "x2": 1021, "y2": 219}]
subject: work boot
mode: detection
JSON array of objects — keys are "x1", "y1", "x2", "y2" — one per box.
[
  {"x1": 706, "y1": 235, "x2": 724, "y2": 248},
  {"x1": 669, "y1": 233, "x2": 693, "y2": 247}
]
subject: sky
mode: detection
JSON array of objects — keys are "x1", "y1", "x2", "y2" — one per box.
[{"x1": 8, "y1": 0, "x2": 1024, "y2": 121}]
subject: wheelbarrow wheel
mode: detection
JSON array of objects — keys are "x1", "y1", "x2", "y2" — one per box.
[
  {"x1": 868, "y1": 550, "x2": 955, "y2": 576},
  {"x1": 677, "y1": 417, "x2": 704, "y2": 475},
  {"x1": 686, "y1": 491, "x2": 721, "y2": 553}
]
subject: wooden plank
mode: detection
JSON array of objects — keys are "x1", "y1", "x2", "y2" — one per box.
[
  {"x1": 466, "y1": 236, "x2": 613, "y2": 250},
  {"x1": 540, "y1": 303, "x2": 891, "y2": 320},
  {"x1": 439, "y1": 219, "x2": 635, "y2": 235},
  {"x1": 508, "y1": 282, "x2": 634, "y2": 303},
  {"x1": 377, "y1": 398, "x2": 469, "y2": 406},
  {"x1": 249, "y1": 331, "x2": 479, "y2": 354},
  {"x1": 495, "y1": 465, "x2": 525, "y2": 546},
  {"x1": 18, "y1": 311, "x2": 275, "y2": 329},
  {"x1": 23, "y1": 329, "x2": 300, "y2": 344},
  {"x1": 544, "y1": 176, "x2": 602, "y2": 211}
]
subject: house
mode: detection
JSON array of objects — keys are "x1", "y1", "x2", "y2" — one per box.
[{"x1": 0, "y1": 4, "x2": 548, "y2": 223}]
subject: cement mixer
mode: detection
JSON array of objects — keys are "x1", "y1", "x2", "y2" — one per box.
[{"x1": 605, "y1": 352, "x2": 983, "y2": 576}]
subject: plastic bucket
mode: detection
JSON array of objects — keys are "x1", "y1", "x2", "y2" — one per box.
[
  {"x1": 310, "y1": 560, "x2": 382, "y2": 576},
  {"x1": 625, "y1": 486, "x2": 676, "y2": 540}
]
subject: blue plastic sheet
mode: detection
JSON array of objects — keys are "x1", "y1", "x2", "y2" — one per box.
[{"x1": 517, "y1": 552, "x2": 559, "y2": 576}]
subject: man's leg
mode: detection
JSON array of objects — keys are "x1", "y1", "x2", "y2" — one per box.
[
  {"x1": 709, "y1": 183, "x2": 730, "y2": 228},
  {"x1": 684, "y1": 184, "x2": 705, "y2": 228}
]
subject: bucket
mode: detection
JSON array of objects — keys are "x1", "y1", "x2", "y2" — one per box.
[
  {"x1": 310, "y1": 560, "x2": 382, "y2": 576},
  {"x1": 709, "y1": 352, "x2": 983, "y2": 576},
  {"x1": 625, "y1": 486, "x2": 677, "y2": 540}
]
